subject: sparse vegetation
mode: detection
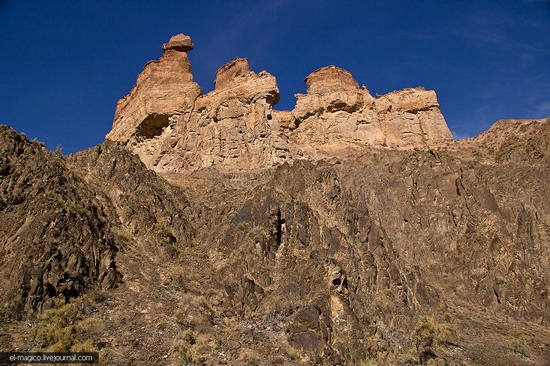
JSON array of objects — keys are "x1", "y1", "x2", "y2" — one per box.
[
  {"x1": 54, "y1": 145, "x2": 64, "y2": 156},
  {"x1": 236, "y1": 348, "x2": 263, "y2": 365},
  {"x1": 172, "y1": 294, "x2": 214, "y2": 330},
  {"x1": 111, "y1": 227, "x2": 133, "y2": 243},
  {"x1": 175, "y1": 246, "x2": 209, "y2": 260},
  {"x1": 238, "y1": 222, "x2": 250, "y2": 232},
  {"x1": 373, "y1": 287, "x2": 400, "y2": 315},
  {"x1": 360, "y1": 333, "x2": 409, "y2": 365},
  {"x1": 247, "y1": 225, "x2": 267, "y2": 243},
  {"x1": 238, "y1": 224, "x2": 267, "y2": 254},
  {"x1": 511, "y1": 335, "x2": 532, "y2": 356},
  {"x1": 153, "y1": 223, "x2": 176, "y2": 244},
  {"x1": 31, "y1": 300, "x2": 79, "y2": 352},
  {"x1": 51, "y1": 194, "x2": 93, "y2": 220},
  {"x1": 88, "y1": 289, "x2": 109, "y2": 304},
  {"x1": 170, "y1": 328, "x2": 216, "y2": 364},
  {"x1": 66, "y1": 200, "x2": 96, "y2": 221},
  {"x1": 31, "y1": 297, "x2": 106, "y2": 363},
  {"x1": 163, "y1": 264, "x2": 193, "y2": 288},
  {"x1": 426, "y1": 358, "x2": 447, "y2": 366},
  {"x1": 360, "y1": 317, "x2": 454, "y2": 366},
  {"x1": 414, "y1": 316, "x2": 454, "y2": 363}
]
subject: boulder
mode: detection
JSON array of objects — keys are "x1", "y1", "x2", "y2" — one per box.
[{"x1": 162, "y1": 33, "x2": 194, "y2": 52}]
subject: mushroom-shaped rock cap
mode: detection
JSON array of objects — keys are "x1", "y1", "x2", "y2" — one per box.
[
  {"x1": 305, "y1": 65, "x2": 360, "y2": 94},
  {"x1": 162, "y1": 34, "x2": 194, "y2": 52}
]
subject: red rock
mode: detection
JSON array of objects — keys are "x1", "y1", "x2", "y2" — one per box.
[
  {"x1": 162, "y1": 33, "x2": 194, "y2": 52},
  {"x1": 305, "y1": 66, "x2": 361, "y2": 94}
]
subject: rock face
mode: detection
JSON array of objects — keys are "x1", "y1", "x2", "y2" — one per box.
[
  {"x1": 0, "y1": 127, "x2": 121, "y2": 319},
  {"x1": 287, "y1": 66, "x2": 452, "y2": 150},
  {"x1": 106, "y1": 35, "x2": 453, "y2": 172},
  {"x1": 108, "y1": 35, "x2": 296, "y2": 172},
  {"x1": 4, "y1": 33, "x2": 547, "y2": 365},
  {"x1": 106, "y1": 34, "x2": 201, "y2": 143},
  {"x1": 168, "y1": 57, "x2": 293, "y2": 171}
]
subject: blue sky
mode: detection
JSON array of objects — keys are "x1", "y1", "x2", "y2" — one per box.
[{"x1": 1, "y1": 0, "x2": 549, "y2": 153}]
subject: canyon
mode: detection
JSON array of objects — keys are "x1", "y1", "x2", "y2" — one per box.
[{"x1": 0, "y1": 34, "x2": 548, "y2": 365}]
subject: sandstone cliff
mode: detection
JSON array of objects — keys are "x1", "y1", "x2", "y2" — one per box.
[
  {"x1": 107, "y1": 34, "x2": 201, "y2": 144},
  {"x1": 107, "y1": 35, "x2": 453, "y2": 172}
]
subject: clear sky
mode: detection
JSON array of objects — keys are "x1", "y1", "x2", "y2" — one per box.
[{"x1": 1, "y1": 0, "x2": 549, "y2": 153}]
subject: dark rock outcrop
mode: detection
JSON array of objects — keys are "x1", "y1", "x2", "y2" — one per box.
[
  {"x1": 0, "y1": 126, "x2": 120, "y2": 319},
  {"x1": 1, "y1": 117, "x2": 549, "y2": 364}
]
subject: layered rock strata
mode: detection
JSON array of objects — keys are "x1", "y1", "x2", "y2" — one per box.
[
  {"x1": 286, "y1": 66, "x2": 452, "y2": 149},
  {"x1": 107, "y1": 34, "x2": 453, "y2": 172},
  {"x1": 107, "y1": 35, "x2": 201, "y2": 144},
  {"x1": 170, "y1": 57, "x2": 293, "y2": 170}
]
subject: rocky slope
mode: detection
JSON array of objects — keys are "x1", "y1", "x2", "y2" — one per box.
[
  {"x1": 0, "y1": 127, "x2": 120, "y2": 319},
  {"x1": 0, "y1": 34, "x2": 549, "y2": 366}
]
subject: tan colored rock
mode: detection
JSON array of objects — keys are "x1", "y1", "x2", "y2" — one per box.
[
  {"x1": 106, "y1": 35, "x2": 454, "y2": 173},
  {"x1": 162, "y1": 33, "x2": 194, "y2": 52},
  {"x1": 169, "y1": 59, "x2": 290, "y2": 170},
  {"x1": 214, "y1": 57, "x2": 254, "y2": 90},
  {"x1": 375, "y1": 88, "x2": 453, "y2": 147},
  {"x1": 273, "y1": 110, "x2": 296, "y2": 131},
  {"x1": 305, "y1": 65, "x2": 360, "y2": 94},
  {"x1": 107, "y1": 34, "x2": 201, "y2": 143},
  {"x1": 130, "y1": 57, "x2": 294, "y2": 172},
  {"x1": 374, "y1": 87, "x2": 437, "y2": 113},
  {"x1": 291, "y1": 66, "x2": 373, "y2": 134},
  {"x1": 289, "y1": 67, "x2": 452, "y2": 149}
]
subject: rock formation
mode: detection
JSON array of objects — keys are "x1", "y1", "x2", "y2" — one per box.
[
  {"x1": 107, "y1": 35, "x2": 453, "y2": 172},
  {"x1": 107, "y1": 34, "x2": 201, "y2": 143},
  {"x1": 2, "y1": 117, "x2": 549, "y2": 365},
  {"x1": 285, "y1": 66, "x2": 452, "y2": 150},
  {"x1": 2, "y1": 33, "x2": 548, "y2": 366},
  {"x1": 0, "y1": 127, "x2": 121, "y2": 318},
  {"x1": 169, "y1": 57, "x2": 292, "y2": 171}
]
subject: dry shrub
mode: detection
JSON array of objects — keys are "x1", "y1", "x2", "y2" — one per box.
[
  {"x1": 169, "y1": 328, "x2": 216, "y2": 365},
  {"x1": 30, "y1": 297, "x2": 108, "y2": 364}
]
